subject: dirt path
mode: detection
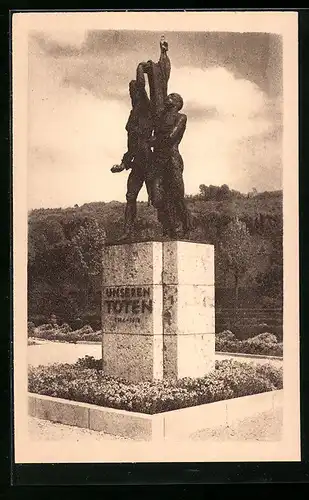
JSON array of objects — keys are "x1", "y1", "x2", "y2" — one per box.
[
  {"x1": 29, "y1": 406, "x2": 283, "y2": 443},
  {"x1": 191, "y1": 407, "x2": 283, "y2": 441},
  {"x1": 28, "y1": 416, "x2": 128, "y2": 442}
]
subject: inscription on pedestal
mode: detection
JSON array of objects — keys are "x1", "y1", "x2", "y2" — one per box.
[
  {"x1": 102, "y1": 241, "x2": 215, "y2": 381},
  {"x1": 102, "y1": 286, "x2": 154, "y2": 333}
]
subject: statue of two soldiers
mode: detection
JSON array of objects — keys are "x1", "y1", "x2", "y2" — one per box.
[{"x1": 111, "y1": 37, "x2": 191, "y2": 240}]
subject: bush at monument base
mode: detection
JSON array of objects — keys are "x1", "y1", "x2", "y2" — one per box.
[
  {"x1": 215, "y1": 333, "x2": 283, "y2": 357},
  {"x1": 28, "y1": 357, "x2": 283, "y2": 415}
]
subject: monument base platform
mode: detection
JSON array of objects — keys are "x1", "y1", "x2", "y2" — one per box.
[{"x1": 102, "y1": 240, "x2": 215, "y2": 382}]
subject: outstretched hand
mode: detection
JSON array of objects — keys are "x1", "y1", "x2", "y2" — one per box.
[
  {"x1": 111, "y1": 164, "x2": 125, "y2": 173},
  {"x1": 160, "y1": 35, "x2": 168, "y2": 53}
]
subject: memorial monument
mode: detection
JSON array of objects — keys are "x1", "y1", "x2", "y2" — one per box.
[
  {"x1": 103, "y1": 37, "x2": 215, "y2": 382},
  {"x1": 111, "y1": 36, "x2": 191, "y2": 240}
]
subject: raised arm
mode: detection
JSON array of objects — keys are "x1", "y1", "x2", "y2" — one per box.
[
  {"x1": 135, "y1": 62, "x2": 150, "y2": 105},
  {"x1": 136, "y1": 62, "x2": 147, "y2": 89},
  {"x1": 158, "y1": 36, "x2": 171, "y2": 85}
]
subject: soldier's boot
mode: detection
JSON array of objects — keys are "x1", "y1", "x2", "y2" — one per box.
[{"x1": 118, "y1": 201, "x2": 136, "y2": 241}]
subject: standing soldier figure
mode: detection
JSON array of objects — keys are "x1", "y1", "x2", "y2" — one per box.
[
  {"x1": 111, "y1": 62, "x2": 153, "y2": 240},
  {"x1": 146, "y1": 37, "x2": 191, "y2": 237},
  {"x1": 150, "y1": 92, "x2": 191, "y2": 238}
]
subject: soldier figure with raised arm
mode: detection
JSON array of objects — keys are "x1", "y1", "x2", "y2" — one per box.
[
  {"x1": 111, "y1": 61, "x2": 153, "y2": 240},
  {"x1": 145, "y1": 37, "x2": 191, "y2": 237}
]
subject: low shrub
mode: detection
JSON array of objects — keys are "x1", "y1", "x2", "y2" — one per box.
[
  {"x1": 36, "y1": 323, "x2": 54, "y2": 332},
  {"x1": 216, "y1": 330, "x2": 236, "y2": 341},
  {"x1": 246, "y1": 332, "x2": 278, "y2": 344},
  {"x1": 254, "y1": 363, "x2": 283, "y2": 388},
  {"x1": 57, "y1": 323, "x2": 72, "y2": 334},
  {"x1": 75, "y1": 355, "x2": 102, "y2": 370},
  {"x1": 73, "y1": 325, "x2": 93, "y2": 335},
  {"x1": 28, "y1": 357, "x2": 283, "y2": 415},
  {"x1": 216, "y1": 338, "x2": 283, "y2": 356},
  {"x1": 27, "y1": 322, "x2": 35, "y2": 337},
  {"x1": 215, "y1": 331, "x2": 283, "y2": 357},
  {"x1": 30, "y1": 324, "x2": 101, "y2": 343}
]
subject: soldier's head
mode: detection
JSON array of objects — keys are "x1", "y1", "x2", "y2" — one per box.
[{"x1": 165, "y1": 93, "x2": 183, "y2": 111}]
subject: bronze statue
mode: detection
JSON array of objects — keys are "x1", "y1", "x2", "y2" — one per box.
[
  {"x1": 111, "y1": 36, "x2": 191, "y2": 240},
  {"x1": 146, "y1": 37, "x2": 191, "y2": 238},
  {"x1": 111, "y1": 62, "x2": 153, "y2": 240},
  {"x1": 150, "y1": 92, "x2": 191, "y2": 238}
]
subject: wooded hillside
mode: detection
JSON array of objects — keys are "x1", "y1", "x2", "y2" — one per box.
[{"x1": 28, "y1": 186, "x2": 283, "y2": 330}]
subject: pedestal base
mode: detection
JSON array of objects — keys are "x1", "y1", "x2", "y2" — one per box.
[
  {"x1": 102, "y1": 241, "x2": 215, "y2": 382},
  {"x1": 103, "y1": 333, "x2": 163, "y2": 383}
]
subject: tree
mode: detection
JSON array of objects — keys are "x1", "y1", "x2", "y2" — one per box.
[
  {"x1": 216, "y1": 184, "x2": 231, "y2": 201},
  {"x1": 70, "y1": 218, "x2": 106, "y2": 278},
  {"x1": 199, "y1": 184, "x2": 207, "y2": 199},
  {"x1": 69, "y1": 217, "x2": 106, "y2": 312},
  {"x1": 218, "y1": 216, "x2": 256, "y2": 310}
]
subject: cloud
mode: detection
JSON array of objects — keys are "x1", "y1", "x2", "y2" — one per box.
[
  {"x1": 170, "y1": 66, "x2": 266, "y2": 118},
  {"x1": 28, "y1": 44, "x2": 132, "y2": 208},
  {"x1": 30, "y1": 29, "x2": 87, "y2": 55},
  {"x1": 167, "y1": 66, "x2": 281, "y2": 194}
]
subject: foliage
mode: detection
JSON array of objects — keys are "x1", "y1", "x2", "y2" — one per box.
[
  {"x1": 29, "y1": 325, "x2": 283, "y2": 356},
  {"x1": 215, "y1": 331, "x2": 283, "y2": 357},
  {"x1": 30, "y1": 324, "x2": 101, "y2": 343},
  {"x1": 28, "y1": 213, "x2": 106, "y2": 325},
  {"x1": 218, "y1": 217, "x2": 256, "y2": 309},
  {"x1": 246, "y1": 332, "x2": 278, "y2": 344},
  {"x1": 28, "y1": 358, "x2": 283, "y2": 414},
  {"x1": 215, "y1": 330, "x2": 236, "y2": 341},
  {"x1": 74, "y1": 355, "x2": 102, "y2": 370},
  {"x1": 197, "y1": 183, "x2": 245, "y2": 202},
  {"x1": 27, "y1": 322, "x2": 36, "y2": 336},
  {"x1": 28, "y1": 189, "x2": 283, "y2": 325}
]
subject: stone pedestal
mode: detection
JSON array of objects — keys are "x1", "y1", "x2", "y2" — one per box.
[{"x1": 102, "y1": 241, "x2": 215, "y2": 382}]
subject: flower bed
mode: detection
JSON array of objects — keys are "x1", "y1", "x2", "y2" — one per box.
[
  {"x1": 215, "y1": 331, "x2": 283, "y2": 357},
  {"x1": 28, "y1": 356, "x2": 283, "y2": 415}
]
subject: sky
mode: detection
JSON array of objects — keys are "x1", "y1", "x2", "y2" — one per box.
[{"x1": 27, "y1": 29, "x2": 283, "y2": 209}]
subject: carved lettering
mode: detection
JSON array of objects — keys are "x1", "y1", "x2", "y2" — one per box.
[
  {"x1": 142, "y1": 299, "x2": 153, "y2": 313},
  {"x1": 123, "y1": 300, "x2": 132, "y2": 313},
  {"x1": 132, "y1": 299, "x2": 140, "y2": 314},
  {"x1": 104, "y1": 288, "x2": 155, "y2": 315},
  {"x1": 105, "y1": 300, "x2": 113, "y2": 313},
  {"x1": 113, "y1": 300, "x2": 123, "y2": 313}
]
